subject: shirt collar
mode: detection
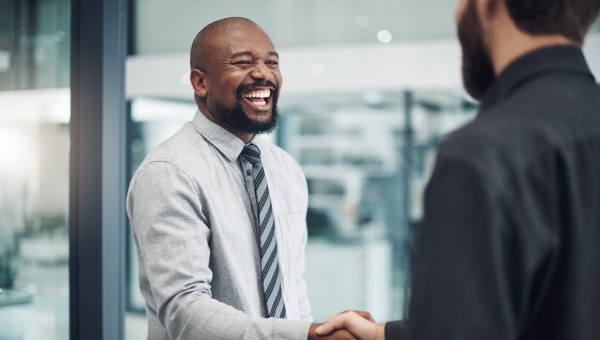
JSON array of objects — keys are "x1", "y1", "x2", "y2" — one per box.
[
  {"x1": 193, "y1": 110, "x2": 247, "y2": 162},
  {"x1": 480, "y1": 45, "x2": 595, "y2": 110}
]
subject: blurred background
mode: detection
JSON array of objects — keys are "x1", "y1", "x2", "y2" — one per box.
[{"x1": 0, "y1": 0, "x2": 599, "y2": 339}]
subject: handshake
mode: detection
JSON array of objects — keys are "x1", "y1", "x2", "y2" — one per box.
[{"x1": 307, "y1": 311, "x2": 386, "y2": 340}]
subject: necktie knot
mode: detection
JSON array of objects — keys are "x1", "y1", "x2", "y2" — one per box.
[{"x1": 241, "y1": 144, "x2": 262, "y2": 165}]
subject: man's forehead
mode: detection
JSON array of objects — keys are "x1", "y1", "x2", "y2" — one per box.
[{"x1": 213, "y1": 24, "x2": 276, "y2": 57}]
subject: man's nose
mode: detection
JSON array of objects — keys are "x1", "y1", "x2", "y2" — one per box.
[{"x1": 250, "y1": 61, "x2": 271, "y2": 80}]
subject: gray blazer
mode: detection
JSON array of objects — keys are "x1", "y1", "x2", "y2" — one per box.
[{"x1": 127, "y1": 112, "x2": 313, "y2": 340}]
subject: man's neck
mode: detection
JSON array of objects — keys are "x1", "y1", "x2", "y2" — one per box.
[
  {"x1": 489, "y1": 29, "x2": 577, "y2": 76},
  {"x1": 198, "y1": 105, "x2": 255, "y2": 144}
]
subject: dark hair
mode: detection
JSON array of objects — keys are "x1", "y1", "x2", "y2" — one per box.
[{"x1": 504, "y1": 0, "x2": 600, "y2": 44}]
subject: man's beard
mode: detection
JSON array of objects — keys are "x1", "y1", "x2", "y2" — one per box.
[
  {"x1": 213, "y1": 81, "x2": 280, "y2": 135},
  {"x1": 457, "y1": 0, "x2": 496, "y2": 101}
]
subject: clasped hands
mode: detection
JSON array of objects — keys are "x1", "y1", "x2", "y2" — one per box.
[{"x1": 307, "y1": 311, "x2": 385, "y2": 340}]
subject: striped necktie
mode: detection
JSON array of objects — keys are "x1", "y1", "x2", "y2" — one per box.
[{"x1": 240, "y1": 144, "x2": 286, "y2": 319}]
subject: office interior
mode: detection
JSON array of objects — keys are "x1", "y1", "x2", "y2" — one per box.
[{"x1": 0, "y1": 0, "x2": 599, "y2": 339}]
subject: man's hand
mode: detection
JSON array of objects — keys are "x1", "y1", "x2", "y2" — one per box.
[
  {"x1": 314, "y1": 311, "x2": 385, "y2": 340},
  {"x1": 307, "y1": 323, "x2": 358, "y2": 340}
]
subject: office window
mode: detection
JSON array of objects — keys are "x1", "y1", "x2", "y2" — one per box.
[{"x1": 0, "y1": 0, "x2": 71, "y2": 339}]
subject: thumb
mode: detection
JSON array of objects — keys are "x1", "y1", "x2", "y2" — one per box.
[
  {"x1": 315, "y1": 316, "x2": 338, "y2": 335},
  {"x1": 315, "y1": 312, "x2": 367, "y2": 336}
]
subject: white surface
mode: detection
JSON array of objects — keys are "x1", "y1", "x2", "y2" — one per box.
[
  {"x1": 131, "y1": 98, "x2": 196, "y2": 122},
  {"x1": 0, "y1": 88, "x2": 70, "y2": 124}
]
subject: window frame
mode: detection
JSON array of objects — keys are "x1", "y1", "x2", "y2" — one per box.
[{"x1": 69, "y1": 0, "x2": 128, "y2": 339}]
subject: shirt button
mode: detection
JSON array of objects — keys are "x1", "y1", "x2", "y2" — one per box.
[{"x1": 247, "y1": 170, "x2": 252, "y2": 176}]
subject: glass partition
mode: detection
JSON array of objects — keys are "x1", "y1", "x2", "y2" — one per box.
[{"x1": 0, "y1": 0, "x2": 71, "y2": 339}]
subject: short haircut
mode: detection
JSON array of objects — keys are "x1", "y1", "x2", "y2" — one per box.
[
  {"x1": 190, "y1": 17, "x2": 260, "y2": 71},
  {"x1": 504, "y1": 0, "x2": 600, "y2": 44}
]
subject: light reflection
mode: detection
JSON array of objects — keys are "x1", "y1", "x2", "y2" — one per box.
[{"x1": 377, "y1": 30, "x2": 392, "y2": 43}]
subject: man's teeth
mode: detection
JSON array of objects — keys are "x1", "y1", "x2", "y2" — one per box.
[{"x1": 243, "y1": 90, "x2": 270, "y2": 98}]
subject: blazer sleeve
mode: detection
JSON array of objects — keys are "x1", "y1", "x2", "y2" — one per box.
[
  {"x1": 385, "y1": 320, "x2": 407, "y2": 339},
  {"x1": 127, "y1": 161, "x2": 310, "y2": 340}
]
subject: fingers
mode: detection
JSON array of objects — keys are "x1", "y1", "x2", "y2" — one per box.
[
  {"x1": 315, "y1": 311, "x2": 378, "y2": 339},
  {"x1": 314, "y1": 314, "x2": 346, "y2": 335},
  {"x1": 341, "y1": 310, "x2": 375, "y2": 322},
  {"x1": 307, "y1": 324, "x2": 359, "y2": 340}
]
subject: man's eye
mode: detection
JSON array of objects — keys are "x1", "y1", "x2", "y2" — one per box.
[
  {"x1": 266, "y1": 61, "x2": 279, "y2": 66},
  {"x1": 236, "y1": 61, "x2": 252, "y2": 65}
]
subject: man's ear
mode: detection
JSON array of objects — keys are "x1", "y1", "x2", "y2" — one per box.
[{"x1": 190, "y1": 69, "x2": 209, "y2": 98}]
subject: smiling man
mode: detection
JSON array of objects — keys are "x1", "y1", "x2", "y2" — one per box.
[{"x1": 126, "y1": 18, "x2": 357, "y2": 340}]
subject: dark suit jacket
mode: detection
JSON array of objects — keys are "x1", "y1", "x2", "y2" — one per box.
[{"x1": 386, "y1": 46, "x2": 600, "y2": 339}]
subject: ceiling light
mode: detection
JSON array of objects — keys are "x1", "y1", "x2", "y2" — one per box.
[{"x1": 377, "y1": 30, "x2": 392, "y2": 43}]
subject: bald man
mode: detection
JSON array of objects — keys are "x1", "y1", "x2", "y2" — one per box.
[{"x1": 127, "y1": 18, "x2": 356, "y2": 340}]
